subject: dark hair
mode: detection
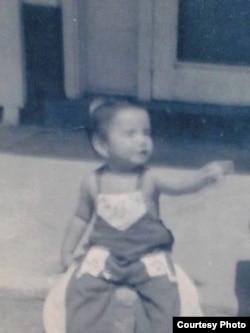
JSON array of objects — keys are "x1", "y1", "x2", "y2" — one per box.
[{"x1": 88, "y1": 98, "x2": 148, "y2": 141}]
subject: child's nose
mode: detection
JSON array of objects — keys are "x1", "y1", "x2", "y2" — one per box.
[{"x1": 136, "y1": 134, "x2": 147, "y2": 144}]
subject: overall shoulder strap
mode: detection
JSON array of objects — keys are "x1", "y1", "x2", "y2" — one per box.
[{"x1": 95, "y1": 164, "x2": 107, "y2": 194}]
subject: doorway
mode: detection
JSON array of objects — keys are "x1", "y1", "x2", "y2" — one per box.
[{"x1": 21, "y1": 3, "x2": 64, "y2": 124}]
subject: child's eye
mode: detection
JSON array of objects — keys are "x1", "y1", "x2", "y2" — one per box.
[{"x1": 126, "y1": 130, "x2": 135, "y2": 137}]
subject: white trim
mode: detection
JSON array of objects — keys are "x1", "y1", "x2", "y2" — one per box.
[
  {"x1": 2, "y1": 107, "x2": 19, "y2": 126},
  {"x1": 62, "y1": 0, "x2": 84, "y2": 98},
  {"x1": 0, "y1": 0, "x2": 26, "y2": 113},
  {"x1": 137, "y1": 0, "x2": 154, "y2": 100},
  {"x1": 153, "y1": 0, "x2": 250, "y2": 106}
]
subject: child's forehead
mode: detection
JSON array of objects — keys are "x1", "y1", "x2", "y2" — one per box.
[{"x1": 113, "y1": 106, "x2": 150, "y2": 122}]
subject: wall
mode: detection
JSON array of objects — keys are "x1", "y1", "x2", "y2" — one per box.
[
  {"x1": 0, "y1": 0, "x2": 25, "y2": 125},
  {"x1": 3, "y1": 0, "x2": 250, "y2": 125},
  {"x1": 63, "y1": 0, "x2": 250, "y2": 106},
  {"x1": 153, "y1": 0, "x2": 250, "y2": 105}
]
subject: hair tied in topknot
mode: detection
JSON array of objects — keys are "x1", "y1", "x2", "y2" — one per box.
[{"x1": 89, "y1": 98, "x2": 108, "y2": 116}]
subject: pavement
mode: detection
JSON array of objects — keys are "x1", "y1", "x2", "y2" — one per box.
[{"x1": 0, "y1": 124, "x2": 250, "y2": 331}]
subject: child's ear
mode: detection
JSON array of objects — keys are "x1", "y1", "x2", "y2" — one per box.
[{"x1": 92, "y1": 135, "x2": 109, "y2": 158}]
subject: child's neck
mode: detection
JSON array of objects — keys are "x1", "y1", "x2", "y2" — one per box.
[
  {"x1": 105, "y1": 162, "x2": 143, "y2": 175},
  {"x1": 100, "y1": 164, "x2": 141, "y2": 194}
]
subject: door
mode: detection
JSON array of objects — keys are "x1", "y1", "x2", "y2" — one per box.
[
  {"x1": 84, "y1": 0, "x2": 138, "y2": 96},
  {"x1": 63, "y1": 0, "x2": 153, "y2": 100},
  {"x1": 22, "y1": 3, "x2": 64, "y2": 123}
]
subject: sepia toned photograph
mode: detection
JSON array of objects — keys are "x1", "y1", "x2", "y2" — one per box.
[{"x1": 0, "y1": 0, "x2": 250, "y2": 332}]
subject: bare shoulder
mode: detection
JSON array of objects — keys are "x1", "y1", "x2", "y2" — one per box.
[
  {"x1": 79, "y1": 168, "x2": 98, "y2": 198},
  {"x1": 146, "y1": 166, "x2": 181, "y2": 194},
  {"x1": 75, "y1": 169, "x2": 97, "y2": 220},
  {"x1": 144, "y1": 167, "x2": 157, "y2": 182},
  {"x1": 145, "y1": 167, "x2": 172, "y2": 183},
  {"x1": 143, "y1": 167, "x2": 164, "y2": 191}
]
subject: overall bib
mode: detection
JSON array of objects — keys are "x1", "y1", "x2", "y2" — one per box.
[{"x1": 65, "y1": 166, "x2": 180, "y2": 333}]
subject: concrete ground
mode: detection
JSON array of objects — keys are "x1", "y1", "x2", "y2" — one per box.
[
  {"x1": 0, "y1": 296, "x2": 43, "y2": 333},
  {"x1": 0, "y1": 125, "x2": 250, "y2": 332}
]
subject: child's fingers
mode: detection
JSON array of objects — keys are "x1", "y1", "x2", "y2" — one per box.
[{"x1": 202, "y1": 160, "x2": 234, "y2": 184}]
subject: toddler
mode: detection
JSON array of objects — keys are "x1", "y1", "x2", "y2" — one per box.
[{"x1": 45, "y1": 100, "x2": 233, "y2": 333}]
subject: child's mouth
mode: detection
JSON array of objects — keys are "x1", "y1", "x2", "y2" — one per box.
[{"x1": 137, "y1": 150, "x2": 149, "y2": 157}]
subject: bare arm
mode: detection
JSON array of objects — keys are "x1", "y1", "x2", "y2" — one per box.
[
  {"x1": 61, "y1": 175, "x2": 94, "y2": 270},
  {"x1": 152, "y1": 160, "x2": 233, "y2": 196}
]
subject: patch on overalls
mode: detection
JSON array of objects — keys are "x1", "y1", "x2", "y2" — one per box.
[
  {"x1": 97, "y1": 192, "x2": 147, "y2": 231},
  {"x1": 75, "y1": 247, "x2": 109, "y2": 278},
  {"x1": 141, "y1": 252, "x2": 177, "y2": 282}
]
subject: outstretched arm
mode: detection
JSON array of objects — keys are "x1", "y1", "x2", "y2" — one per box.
[
  {"x1": 61, "y1": 176, "x2": 94, "y2": 271},
  {"x1": 152, "y1": 160, "x2": 233, "y2": 196}
]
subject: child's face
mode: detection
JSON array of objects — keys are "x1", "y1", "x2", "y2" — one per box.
[{"x1": 104, "y1": 107, "x2": 153, "y2": 170}]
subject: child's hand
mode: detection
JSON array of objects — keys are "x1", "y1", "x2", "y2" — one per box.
[
  {"x1": 61, "y1": 247, "x2": 87, "y2": 273},
  {"x1": 61, "y1": 253, "x2": 74, "y2": 272},
  {"x1": 202, "y1": 160, "x2": 234, "y2": 183}
]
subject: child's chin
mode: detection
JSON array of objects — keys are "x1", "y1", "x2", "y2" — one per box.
[{"x1": 131, "y1": 158, "x2": 150, "y2": 167}]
